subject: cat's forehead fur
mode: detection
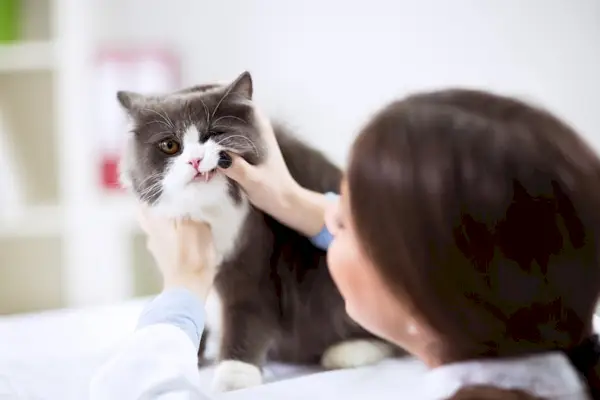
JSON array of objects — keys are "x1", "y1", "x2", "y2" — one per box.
[
  {"x1": 121, "y1": 83, "x2": 250, "y2": 128},
  {"x1": 118, "y1": 71, "x2": 254, "y2": 128}
]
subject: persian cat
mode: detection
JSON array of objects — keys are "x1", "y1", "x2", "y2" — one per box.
[{"x1": 117, "y1": 71, "x2": 396, "y2": 392}]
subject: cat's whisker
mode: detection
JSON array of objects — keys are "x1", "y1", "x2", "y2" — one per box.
[
  {"x1": 142, "y1": 188, "x2": 162, "y2": 199},
  {"x1": 137, "y1": 171, "x2": 163, "y2": 187},
  {"x1": 139, "y1": 181, "x2": 161, "y2": 197},
  {"x1": 210, "y1": 124, "x2": 245, "y2": 133},
  {"x1": 197, "y1": 97, "x2": 211, "y2": 127},
  {"x1": 137, "y1": 173, "x2": 165, "y2": 200},
  {"x1": 212, "y1": 115, "x2": 247, "y2": 126},
  {"x1": 216, "y1": 135, "x2": 260, "y2": 157},
  {"x1": 139, "y1": 175, "x2": 162, "y2": 189},
  {"x1": 216, "y1": 134, "x2": 254, "y2": 145},
  {"x1": 226, "y1": 144, "x2": 257, "y2": 157},
  {"x1": 143, "y1": 130, "x2": 177, "y2": 144},
  {"x1": 163, "y1": 110, "x2": 175, "y2": 129},
  {"x1": 143, "y1": 108, "x2": 175, "y2": 130},
  {"x1": 211, "y1": 96, "x2": 227, "y2": 120},
  {"x1": 138, "y1": 179, "x2": 157, "y2": 193},
  {"x1": 139, "y1": 181, "x2": 163, "y2": 201},
  {"x1": 211, "y1": 86, "x2": 238, "y2": 120}
]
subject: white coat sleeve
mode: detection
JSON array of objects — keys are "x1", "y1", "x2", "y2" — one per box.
[{"x1": 89, "y1": 288, "x2": 211, "y2": 400}]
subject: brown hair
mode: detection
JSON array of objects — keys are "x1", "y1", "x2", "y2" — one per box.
[{"x1": 347, "y1": 89, "x2": 600, "y2": 398}]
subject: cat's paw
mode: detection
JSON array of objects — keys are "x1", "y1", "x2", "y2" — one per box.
[
  {"x1": 211, "y1": 360, "x2": 262, "y2": 392},
  {"x1": 321, "y1": 339, "x2": 394, "y2": 370}
]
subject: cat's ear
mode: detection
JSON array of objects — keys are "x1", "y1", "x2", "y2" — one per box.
[
  {"x1": 226, "y1": 71, "x2": 253, "y2": 100},
  {"x1": 116, "y1": 91, "x2": 147, "y2": 114}
]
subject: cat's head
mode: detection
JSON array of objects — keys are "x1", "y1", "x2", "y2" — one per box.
[{"x1": 117, "y1": 71, "x2": 268, "y2": 218}]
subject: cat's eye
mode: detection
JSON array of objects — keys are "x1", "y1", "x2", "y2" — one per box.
[{"x1": 158, "y1": 139, "x2": 181, "y2": 155}]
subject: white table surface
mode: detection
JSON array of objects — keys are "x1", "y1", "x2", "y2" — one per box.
[
  {"x1": 0, "y1": 298, "x2": 427, "y2": 399},
  {"x1": 0, "y1": 298, "x2": 597, "y2": 400}
]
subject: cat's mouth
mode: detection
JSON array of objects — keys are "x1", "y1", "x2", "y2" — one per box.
[{"x1": 192, "y1": 169, "x2": 217, "y2": 183}]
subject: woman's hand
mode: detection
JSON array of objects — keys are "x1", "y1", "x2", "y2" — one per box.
[
  {"x1": 218, "y1": 120, "x2": 299, "y2": 216},
  {"x1": 137, "y1": 205, "x2": 217, "y2": 300},
  {"x1": 218, "y1": 122, "x2": 331, "y2": 238}
]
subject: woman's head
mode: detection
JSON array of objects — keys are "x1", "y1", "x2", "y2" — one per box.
[{"x1": 326, "y1": 89, "x2": 600, "y2": 366}]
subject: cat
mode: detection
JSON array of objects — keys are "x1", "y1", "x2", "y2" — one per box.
[{"x1": 117, "y1": 71, "x2": 398, "y2": 392}]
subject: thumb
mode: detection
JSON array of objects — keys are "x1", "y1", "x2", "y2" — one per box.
[{"x1": 217, "y1": 152, "x2": 256, "y2": 186}]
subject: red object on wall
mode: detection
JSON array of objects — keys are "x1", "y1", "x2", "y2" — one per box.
[
  {"x1": 101, "y1": 154, "x2": 122, "y2": 190},
  {"x1": 94, "y1": 48, "x2": 181, "y2": 191}
]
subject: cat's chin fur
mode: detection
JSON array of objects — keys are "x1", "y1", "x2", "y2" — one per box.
[{"x1": 150, "y1": 174, "x2": 250, "y2": 264}]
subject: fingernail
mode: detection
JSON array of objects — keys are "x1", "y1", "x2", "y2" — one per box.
[{"x1": 218, "y1": 151, "x2": 232, "y2": 169}]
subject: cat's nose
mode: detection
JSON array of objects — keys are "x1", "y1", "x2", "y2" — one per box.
[{"x1": 188, "y1": 158, "x2": 203, "y2": 170}]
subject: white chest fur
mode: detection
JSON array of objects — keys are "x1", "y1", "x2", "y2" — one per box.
[{"x1": 152, "y1": 174, "x2": 250, "y2": 263}]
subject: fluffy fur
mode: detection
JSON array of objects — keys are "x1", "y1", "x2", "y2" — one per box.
[{"x1": 117, "y1": 71, "x2": 398, "y2": 392}]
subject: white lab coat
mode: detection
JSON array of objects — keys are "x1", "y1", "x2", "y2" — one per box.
[
  {"x1": 422, "y1": 351, "x2": 590, "y2": 399},
  {"x1": 90, "y1": 323, "x2": 208, "y2": 400}
]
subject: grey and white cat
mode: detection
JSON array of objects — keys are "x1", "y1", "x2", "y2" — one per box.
[{"x1": 117, "y1": 71, "x2": 398, "y2": 392}]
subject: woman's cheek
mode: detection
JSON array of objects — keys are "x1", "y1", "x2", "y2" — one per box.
[
  {"x1": 326, "y1": 234, "x2": 384, "y2": 328},
  {"x1": 326, "y1": 239, "x2": 340, "y2": 283},
  {"x1": 326, "y1": 237, "x2": 348, "y2": 295},
  {"x1": 327, "y1": 235, "x2": 363, "y2": 306}
]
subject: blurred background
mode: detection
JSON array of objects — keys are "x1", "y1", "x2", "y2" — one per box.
[{"x1": 1, "y1": 0, "x2": 599, "y2": 315}]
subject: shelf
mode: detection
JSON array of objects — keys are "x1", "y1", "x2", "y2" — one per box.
[
  {"x1": 0, "y1": 236, "x2": 64, "y2": 314},
  {"x1": 95, "y1": 193, "x2": 144, "y2": 232},
  {"x1": 131, "y1": 232, "x2": 161, "y2": 297},
  {"x1": 0, "y1": 205, "x2": 63, "y2": 238},
  {"x1": 0, "y1": 41, "x2": 55, "y2": 73},
  {"x1": 0, "y1": 201, "x2": 142, "y2": 238},
  {"x1": 0, "y1": 71, "x2": 59, "y2": 204}
]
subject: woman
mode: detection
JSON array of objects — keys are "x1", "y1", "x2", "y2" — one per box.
[{"x1": 91, "y1": 89, "x2": 600, "y2": 399}]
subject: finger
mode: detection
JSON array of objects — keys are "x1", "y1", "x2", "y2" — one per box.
[
  {"x1": 217, "y1": 152, "x2": 256, "y2": 185},
  {"x1": 137, "y1": 204, "x2": 152, "y2": 234},
  {"x1": 138, "y1": 205, "x2": 170, "y2": 236},
  {"x1": 179, "y1": 218, "x2": 213, "y2": 239},
  {"x1": 146, "y1": 237, "x2": 156, "y2": 254}
]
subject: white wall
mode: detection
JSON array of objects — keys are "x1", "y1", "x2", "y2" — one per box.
[{"x1": 95, "y1": 0, "x2": 600, "y2": 166}]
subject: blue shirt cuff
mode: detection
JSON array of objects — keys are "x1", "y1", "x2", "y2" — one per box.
[
  {"x1": 136, "y1": 288, "x2": 205, "y2": 351},
  {"x1": 310, "y1": 192, "x2": 339, "y2": 251}
]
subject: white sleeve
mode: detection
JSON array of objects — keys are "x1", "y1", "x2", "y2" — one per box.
[{"x1": 89, "y1": 323, "x2": 209, "y2": 400}]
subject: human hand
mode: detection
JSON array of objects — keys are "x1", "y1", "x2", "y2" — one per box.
[
  {"x1": 217, "y1": 121, "x2": 330, "y2": 237},
  {"x1": 137, "y1": 205, "x2": 217, "y2": 300},
  {"x1": 217, "y1": 121, "x2": 300, "y2": 218}
]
